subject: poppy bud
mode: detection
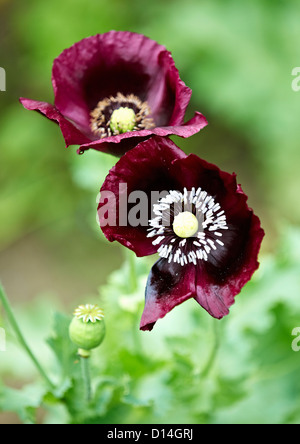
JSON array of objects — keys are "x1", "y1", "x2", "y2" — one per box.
[{"x1": 69, "y1": 304, "x2": 105, "y2": 357}]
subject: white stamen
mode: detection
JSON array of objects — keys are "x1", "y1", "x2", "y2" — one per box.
[
  {"x1": 207, "y1": 238, "x2": 217, "y2": 250},
  {"x1": 193, "y1": 241, "x2": 202, "y2": 247},
  {"x1": 148, "y1": 187, "x2": 228, "y2": 266},
  {"x1": 197, "y1": 250, "x2": 203, "y2": 259},
  {"x1": 204, "y1": 244, "x2": 211, "y2": 254},
  {"x1": 147, "y1": 230, "x2": 157, "y2": 238},
  {"x1": 152, "y1": 235, "x2": 165, "y2": 245}
]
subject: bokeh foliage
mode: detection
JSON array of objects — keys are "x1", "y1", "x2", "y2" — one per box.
[
  {"x1": 1, "y1": 231, "x2": 300, "y2": 424},
  {"x1": 1, "y1": 0, "x2": 300, "y2": 424}
]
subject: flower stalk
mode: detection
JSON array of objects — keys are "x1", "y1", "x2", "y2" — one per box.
[
  {"x1": 0, "y1": 283, "x2": 55, "y2": 389},
  {"x1": 80, "y1": 355, "x2": 92, "y2": 403},
  {"x1": 126, "y1": 249, "x2": 138, "y2": 293},
  {"x1": 200, "y1": 319, "x2": 220, "y2": 378}
]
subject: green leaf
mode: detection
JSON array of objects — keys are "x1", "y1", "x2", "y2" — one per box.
[
  {"x1": 46, "y1": 312, "x2": 78, "y2": 380},
  {"x1": 0, "y1": 383, "x2": 47, "y2": 424}
]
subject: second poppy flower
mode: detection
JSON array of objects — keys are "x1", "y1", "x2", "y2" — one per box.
[{"x1": 97, "y1": 137, "x2": 264, "y2": 331}]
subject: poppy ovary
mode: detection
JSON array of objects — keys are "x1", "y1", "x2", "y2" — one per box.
[
  {"x1": 69, "y1": 304, "x2": 105, "y2": 358},
  {"x1": 110, "y1": 107, "x2": 136, "y2": 134},
  {"x1": 173, "y1": 211, "x2": 199, "y2": 238}
]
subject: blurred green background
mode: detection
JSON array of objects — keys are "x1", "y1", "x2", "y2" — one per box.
[{"x1": 1, "y1": 0, "x2": 300, "y2": 424}]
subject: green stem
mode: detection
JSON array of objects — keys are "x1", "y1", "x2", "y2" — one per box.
[
  {"x1": 80, "y1": 356, "x2": 92, "y2": 402},
  {"x1": 201, "y1": 319, "x2": 220, "y2": 378},
  {"x1": 126, "y1": 249, "x2": 138, "y2": 292},
  {"x1": 0, "y1": 283, "x2": 55, "y2": 389},
  {"x1": 124, "y1": 250, "x2": 143, "y2": 351}
]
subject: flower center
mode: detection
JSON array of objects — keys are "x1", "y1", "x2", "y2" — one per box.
[
  {"x1": 110, "y1": 107, "x2": 136, "y2": 134},
  {"x1": 73, "y1": 304, "x2": 104, "y2": 323},
  {"x1": 147, "y1": 187, "x2": 228, "y2": 266},
  {"x1": 90, "y1": 92, "x2": 155, "y2": 138},
  {"x1": 173, "y1": 211, "x2": 199, "y2": 238}
]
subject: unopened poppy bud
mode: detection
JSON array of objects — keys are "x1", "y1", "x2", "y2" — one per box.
[{"x1": 69, "y1": 304, "x2": 105, "y2": 356}]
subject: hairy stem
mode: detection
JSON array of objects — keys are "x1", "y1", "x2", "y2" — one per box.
[
  {"x1": 80, "y1": 356, "x2": 92, "y2": 402},
  {"x1": 201, "y1": 319, "x2": 220, "y2": 378},
  {"x1": 126, "y1": 249, "x2": 138, "y2": 292}
]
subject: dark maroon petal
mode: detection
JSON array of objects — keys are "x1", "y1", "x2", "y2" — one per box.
[
  {"x1": 140, "y1": 259, "x2": 195, "y2": 331},
  {"x1": 98, "y1": 137, "x2": 187, "y2": 256},
  {"x1": 145, "y1": 49, "x2": 192, "y2": 127},
  {"x1": 194, "y1": 211, "x2": 264, "y2": 318},
  {"x1": 19, "y1": 98, "x2": 91, "y2": 146},
  {"x1": 52, "y1": 31, "x2": 195, "y2": 133},
  {"x1": 169, "y1": 153, "x2": 265, "y2": 315},
  {"x1": 194, "y1": 267, "x2": 232, "y2": 319},
  {"x1": 77, "y1": 112, "x2": 208, "y2": 156},
  {"x1": 169, "y1": 153, "x2": 236, "y2": 198}
]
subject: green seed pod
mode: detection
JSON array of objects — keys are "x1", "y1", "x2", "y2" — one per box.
[
  {"x1": 69, "y1": 304, "x2": 105, "y2": 355},
  {"x1": 110, "y1": 106, "x2": 136, "y2": 134}
]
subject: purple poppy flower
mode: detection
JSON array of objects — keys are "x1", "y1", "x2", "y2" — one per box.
[
  {"x1": 98, "y1": 137, "x2": 264, "y2": 331},
  {"x1": 20, "y1": 31, "x2": 207, "y2": 157}
]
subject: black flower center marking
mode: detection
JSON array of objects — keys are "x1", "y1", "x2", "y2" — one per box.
[
  {"x1": 147, "y1": 187, "x2": 228, "y2": 266},
  {"x1": 90, "y1": 92, "x2": 155, "y2": 138}
]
